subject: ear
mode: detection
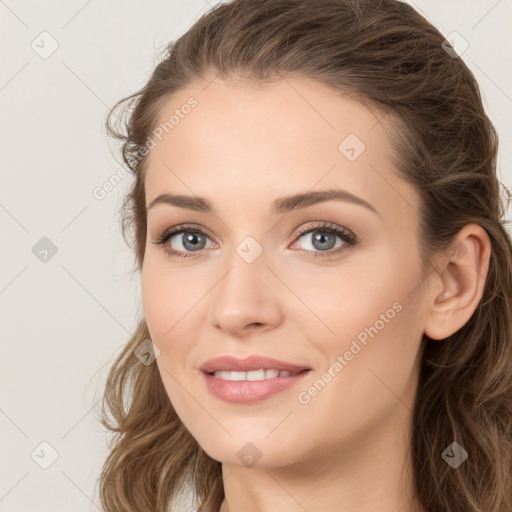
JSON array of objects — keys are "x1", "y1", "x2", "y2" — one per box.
[{"x1": 424, "y1": 223, "x2": 491, "y2": 340}]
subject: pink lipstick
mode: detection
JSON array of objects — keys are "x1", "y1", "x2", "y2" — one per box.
[{"x1": 200, "y1": 355, "x2": 311, "y2": 404}]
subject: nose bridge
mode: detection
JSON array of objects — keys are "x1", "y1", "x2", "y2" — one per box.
[
  {"x1": 216, "y1": 237, "x2": 268, "y2": 308},
  {"x1": 209, "y1": 236, "x2": 282, "y2": 334}
]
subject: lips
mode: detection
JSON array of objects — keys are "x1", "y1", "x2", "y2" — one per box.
[{"x1": 199, "y1": 355, "x2": 311, "y2": 374}]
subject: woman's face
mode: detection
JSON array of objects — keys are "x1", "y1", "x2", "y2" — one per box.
[{"x1": 141, "y1": 76, "x2": 430, "y2": 468}]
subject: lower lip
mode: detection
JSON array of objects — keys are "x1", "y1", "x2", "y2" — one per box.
[{"x1": 203, "y1": 371, "x2": 311, "y2": 404}]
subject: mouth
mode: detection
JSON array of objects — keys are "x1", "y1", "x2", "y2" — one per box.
[
  {"x1": 199, "y1": 355, "x2": 312, "y2": 404},
  {"x1": 206, "y1": 368, "x2": 310, "y2": 381}
]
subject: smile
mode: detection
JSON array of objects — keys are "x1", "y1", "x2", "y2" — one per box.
[{"x1": 211, "y1": 369, "x2": 305, "y2": 380}]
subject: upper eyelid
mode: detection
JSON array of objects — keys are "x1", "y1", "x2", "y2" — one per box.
[
  {"x1": 160, "y1": 221, "x2": 356, "y2": 245},
  {"x1": 295, "y1": 221, "x2": 355, "y2": 237}
]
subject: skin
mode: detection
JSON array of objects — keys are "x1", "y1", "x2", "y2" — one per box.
[{"x1": 141, "y1": 75, "x2": 491, "y2": 512}]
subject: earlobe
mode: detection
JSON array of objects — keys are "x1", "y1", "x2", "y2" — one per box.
[{"x1": 424, "y1": 224, "x2": 491, "y2": 341}]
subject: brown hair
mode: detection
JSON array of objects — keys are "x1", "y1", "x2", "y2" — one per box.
[{"x1": 95, "y1": 1, "x2": 512, "y2": 511}]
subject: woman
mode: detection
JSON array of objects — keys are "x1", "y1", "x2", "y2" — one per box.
[{"x1": 97, "y1": 0, "x2": 512, "y2": 511}]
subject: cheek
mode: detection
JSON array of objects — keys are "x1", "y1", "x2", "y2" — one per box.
[
  {"x1": 301, "y1": 246, "x2": 416, "y2": 339},
  {"x1": 141, "y1": 260, "x2": 196, "y2": 412},
  {"x1": 141, "y1": 264, "x2": 169, "y2": 337},
  {"x1": 141, "y1": 255, "x2": 197, "y2": 337},
  {"x1": 141, "y1": 256, "x2": 209, "y2": 386},
  {"x1": 304, "y1": 297, "x2": 422, "y2": 445},
  {"x1": 296, "y1": 255, "x2": 424, "y2": 432},
  {"x1": 301, "y1": 246, "x2": 423, "y2": 390}
]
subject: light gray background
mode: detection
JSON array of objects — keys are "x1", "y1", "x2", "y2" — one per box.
[{"x1": 1, "y1": 1, "x2": 511, "y2": 511}]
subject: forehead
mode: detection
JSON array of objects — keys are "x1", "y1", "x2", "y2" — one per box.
[{"x1": 143, "y1": 76, "x2": 418, "y2": 224}]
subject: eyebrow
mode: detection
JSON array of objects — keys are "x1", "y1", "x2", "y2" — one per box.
[{"x1": 146, "y1": 188, "x2": 379, "y2": 216}]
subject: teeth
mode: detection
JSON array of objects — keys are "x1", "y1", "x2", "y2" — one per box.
[
  {"x1": 212, "y1": 368, "x2": 301, "y2": 380},
  {"x1": 247, "y1": 369, "x2": 265, "y2": 381}
]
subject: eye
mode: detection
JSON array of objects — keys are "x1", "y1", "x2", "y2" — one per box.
[
  {"x1": 151, "y1": 224, "x2": 216, "y2": 258},
  {"x1": 151, "y1": 221, "x2": 358, "y2": 259},
  {"x1": 290, "y1": 221, "x2": 357, "y2": 259}
]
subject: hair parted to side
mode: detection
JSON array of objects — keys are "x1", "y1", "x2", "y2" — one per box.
[{"x1": 96, "y1": 1, "x2": 512, "y2": 511}]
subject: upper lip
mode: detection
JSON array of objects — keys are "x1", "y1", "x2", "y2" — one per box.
[{"x1": 200, "y1": 356, "x2": 311, "y2": 374}]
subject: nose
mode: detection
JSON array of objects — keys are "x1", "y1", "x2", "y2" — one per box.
[{"x1": 209, "y1": 250, "x2": 283, "y2": 338}]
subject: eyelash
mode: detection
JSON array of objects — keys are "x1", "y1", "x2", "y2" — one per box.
[{"x1": 151, "y1": 221, "x2": 358, "y2": 260}]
